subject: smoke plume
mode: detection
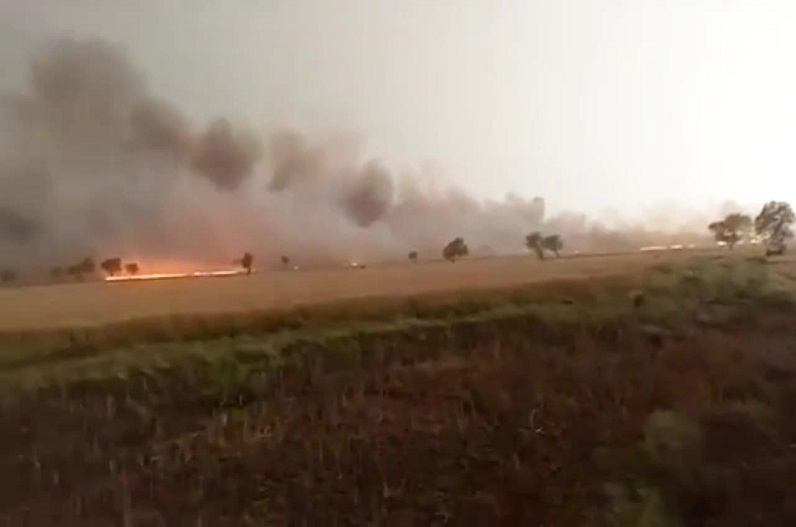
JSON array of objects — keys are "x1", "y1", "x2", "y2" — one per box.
[{"x1": 0, "y1": 35, "x2": 727, "y2": 273}]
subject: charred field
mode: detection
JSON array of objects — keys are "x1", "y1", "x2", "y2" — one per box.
[{"x1": 1, "y1": 253, "x2": 796, "y2": 525}]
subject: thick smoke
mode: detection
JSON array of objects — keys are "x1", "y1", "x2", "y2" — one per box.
[
  {"x1": 0, "y1": 35, "x2": 723, "y2": 273},
  {"x1": 190, "y1": 118, "x2": 263, "y2": 191}
]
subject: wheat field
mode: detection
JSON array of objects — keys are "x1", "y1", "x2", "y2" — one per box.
[{"x1": 0, "y1": 248, "x2": 785, "y2": 331}]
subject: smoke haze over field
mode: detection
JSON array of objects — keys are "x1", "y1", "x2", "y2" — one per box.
[{"x1": 0, "y1": 27, "x2": 773, "y2": 270}]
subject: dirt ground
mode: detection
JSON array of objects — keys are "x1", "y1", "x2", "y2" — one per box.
[{"x1": 0, "y1": 249, "x2": 751, "y2": 331}]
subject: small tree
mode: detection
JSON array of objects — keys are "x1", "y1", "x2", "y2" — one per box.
[
  {"x1": 408, "y1": 250, "x2": 418, "y2": 263},
  {"x1": 542, "y1": 234, "x2": 563, "y2": 257},
  {"x1": 125, "y1": 262, "x2": 140, "y2": 275},
  {"x1": 708, "y1": 213, "x2": 752, "y2": 250},
  {"x1": 754, "y1": 201, "x2": 794, "y2": 250},
  {"x1": 281, "y1": 255, "x2": 290, "y2": 266},
  {"x1": 100, "y1": 257, "x2": 123, "y2": 277},
  {"x1": 525, "y1": 232, "x2": 545, "y2": 260},
  {"x1": 68, "y1": 257, "x2": 95, "y2": 281},
  {"x1": 442, "y1": 237, "x2": 469, "y2": 262},
  {"x1": 241, "y1": 252, "x2": 254, "y2": 275},
  {"x1": 1, "y1": 269, "x2": 17, "y2": 283}
]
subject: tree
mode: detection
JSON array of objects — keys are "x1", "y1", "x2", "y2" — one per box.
[
  {"x1": 100, "y1": 257, "x2": 123, "y2": 277},
  {"x1": 525, "y1": 232, "x2": 545, "y2": 260},
  {"x1": 281, "y1": 255, "x2": 290, "y2": 266},
  {"x1": 542, "y1": 234, "x2": 563, "y2": 257},
  {"x1": 125, "y1": 262, "x2": 140, "y2": 275},
  {"x1": 442, "y1": 237, "x2": 469, "y2": 262},
  {"x1": 754, "y1": 201, "x2": 794, "y2": 249},
  {"x1": 408, "y1": 250, "x2": 418, "y2": 263},
  {"x1": 1, "y1": 269, "x2": 17, "y2": 283},
  {"x1": 707, "y1": 213, "x2": 752, "y2": 250},
  {"x1": 241, "y1": 252, "x2": 254, "y2": 275},
  {"x1": 67, "y1": 257, "x2": 96, "y2": 281}
]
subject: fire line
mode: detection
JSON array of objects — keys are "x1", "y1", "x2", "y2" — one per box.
[{"x1": 104, "y1": 269, "x2": 249, "y2": 282}]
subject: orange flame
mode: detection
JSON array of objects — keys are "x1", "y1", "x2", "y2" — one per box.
[
  {"x1": 104, "y1": 269, "x2": 250, "y2": 282},
  {"x1": 103, "y1": 258, "x2": 251, "y2": 282}
]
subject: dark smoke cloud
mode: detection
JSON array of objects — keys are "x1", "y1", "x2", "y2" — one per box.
[
  {"x1": 0, "y1": 207, "x2": 40, "y2": 244},
  {"x1": 128, "y1": 97, "x2": 191, "y2": 158},
  {"x1": 341, "y1": 160, "x2": 395, "y2": 227},
  {"x1": 267, "y1": 129, "x2": 328, "y2": 192},
  {"x1": 190, "y1": 118, "x2": 263, "y2": 191},
  {"x1": 0, "y1": 34, "x2": 727, "y2": 273}
]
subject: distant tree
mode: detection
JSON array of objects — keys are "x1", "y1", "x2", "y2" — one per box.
[
  {"x1": 100, "y1": 257, "x2": 123, "y2": 277},
  {"x1": 408, "y1": 250, "x2": 418, "y2": 263},
  {"x1": 707, "y1": 213, "x2": 753, "y2": 250},
  {"x1": 125, "y1": 262, "x2": 140, "y2": 275},
  {"x1": 67, "y1": 257, "x2": 96, "y2": 281},
  {"x1": 281, "y1": 255, "x2": 290, "y2": 266},
  {"x1": 542, "y1": 234, "x2": 563, "y2": 257},
  {"x1": 0, "y1": 269, "x2": 17, "y2": 283},
  {"x1": 442, "y1": 237, "x2": 469, "y2": 262},
  {"x1": 754, "y1": 201, "x2": 794, "y2": 251},
  {"x1": 241, "y1": 252, "x2": 254, "y2": 275},
  {"x1": 525, "y1": 231, "x2": 545, "y2": 260}
]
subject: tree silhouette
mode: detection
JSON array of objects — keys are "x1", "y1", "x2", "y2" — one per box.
[
  {"x1": 442, "y1": 237, "x2": 469, "y2": 262},
  {"x1": 241, "y1": 252, "x2": 254, "y2": 275},
  {"x1": 542, "y1": 234, "x2": 563, "y2": 257},
  {"x1": 408, "y1": 251, "x2": 418, "y2": 263},
  {"x1": 125, "y1": 262, "x2": 140, "y2": 275},
  {"x1": 525, "y1": 232, "x2": 545, "y2": 260},
  {"x1": 754, "y1": 201, "x2": 794, "y2": 252},
  {"x1": 67, "y1": 257, "x2": 96, "y2": 281},
  {"x1": 281, "y1": 255, "x2": 290, "y2": 266},
  {"x1": 100, "y1": 257, "x2": 123, "y2": 277},
  {"x1": 707, "y1": 213, "x2": 752, "y2": 250},
  {"x1": 1, "y1": 269, "x2": 17, "y2": 283}
]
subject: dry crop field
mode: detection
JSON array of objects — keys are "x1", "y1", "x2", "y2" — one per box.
[
  {"x1": 0, "y1": 248, "x2": 748, "y2": 331},
  {"x1": 1, "y1": 249, "x2": 796, "y2": 525}
]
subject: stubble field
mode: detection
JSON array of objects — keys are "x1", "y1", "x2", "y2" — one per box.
[
  {"x1": 0, "y1": 250, "x2": 728, "y2": 331},
  {"x1": 1, "y1": 248, "x2": 796, "y2": 526}
]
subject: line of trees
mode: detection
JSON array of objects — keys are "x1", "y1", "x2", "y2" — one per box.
[
  {"x1": 525, "y1": 232, "x2": 563, "y2": 260},
  {"x1": 708, "y1": 200, "x2": 793, "y2": 255},
  {"x1": 51, "y1": 257, "x2": 140, "y2": 281},
  {"x1": 4, "y1": 200, "x2": 792, "y2": 285},
  {"x1": 431, "y1": 232, "x2": 564, "y2": 264}
]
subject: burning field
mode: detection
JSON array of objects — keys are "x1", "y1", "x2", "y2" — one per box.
[
  {"x1": 1, "y1": 30, "x2": 796, "y2": 527},
  {"x1": 0, "y1": 252, "x2": 795, "y2": 525},
  {"x1": 0, "y1": 248, "x2": 725, "y2": 331},
  {"x1": 104, "y1": 268, "x2": 248, "y2": 283}
]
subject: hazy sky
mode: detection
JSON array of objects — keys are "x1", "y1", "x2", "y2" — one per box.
[{"x1": 3, "y1": 0, "x2": 795, "y2": 219}]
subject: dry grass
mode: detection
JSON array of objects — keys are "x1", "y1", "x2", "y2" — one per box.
[
  {"x1": 0, "y1": 251, "x2": 795, "y2": 525},
  {"x1": 0, "y1": 249, "x2": 742, "y2": 331}
]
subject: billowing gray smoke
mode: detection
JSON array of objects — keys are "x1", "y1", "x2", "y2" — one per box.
[{"x1": 0, "y1": 35, "x2": 715, "y2": 271}]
